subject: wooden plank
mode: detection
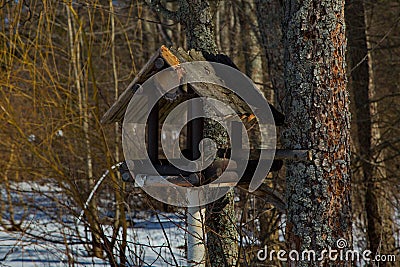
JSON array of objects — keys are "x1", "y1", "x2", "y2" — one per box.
[
  {"x1": 169, "y1": 48, "x2": 233, "y2": 105},
  {"x1": 188, "y1": 50, "x2": 252, "y2": 115},
  {"x1": 170, "y1": 48, "x2": 252, "y2": 115},
  {"x1": 134, "y1": 175, "x2": 194, "y2": 187},
  {"x1": 160, "y1": 45, "x2": 180, "y2": 66},
  {"x1": 214, "y1": 148, "x2": 311, "y2": 161},
  {"x1": 133, "y1": 174, "x2": 239, "y2": 188},
  {"x1": 170, "y1": 47, "x2": 285, "y2": 125},
  {"x1": 102, "y1": 45, "x2": 183, "y2": 124}
]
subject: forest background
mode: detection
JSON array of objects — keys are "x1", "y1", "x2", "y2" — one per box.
[{"x1": 0, "y1": 0, "x2": 399, "y2": 266}]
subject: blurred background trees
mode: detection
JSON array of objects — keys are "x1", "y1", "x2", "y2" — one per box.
[
  {"x1": 346, "y1": 0, "x2": 398, "y2": 261},
  {"x1": 0, "y1": 0, "x2": 399, "y2": 266}
]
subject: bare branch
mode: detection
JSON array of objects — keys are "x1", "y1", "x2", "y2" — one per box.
[
  {"x1": 369, "y1": 92, "x2": 400, "y2": 103},
  {"x1": 0, "y1": 0, "x2": 12, "y2": 10},
  {"x1": 146, "y1": 0, "x2": 180, "y2": 22}
]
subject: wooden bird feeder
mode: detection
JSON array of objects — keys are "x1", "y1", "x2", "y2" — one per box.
[{"x1": 101, "y1": 45, "x2": 311, "y2": 189}]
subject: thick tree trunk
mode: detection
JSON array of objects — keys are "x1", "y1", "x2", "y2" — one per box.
[
  {"x1": 346, "y1": 0, "x2": 396, "y2": 262},
  {"x1": 282, "y1": 1, "x2": 352, "y2": 266}
]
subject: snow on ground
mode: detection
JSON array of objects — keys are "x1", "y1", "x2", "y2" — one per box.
[
  {"x1": 0, "y1": 217, "x2": 186, "y2": 266},
  {"x1": 0, "y1": 181, "x2": 187, "y2": 266},
  {"x1": 0, "y1": 229, "x2": 109, "y2": 266}
]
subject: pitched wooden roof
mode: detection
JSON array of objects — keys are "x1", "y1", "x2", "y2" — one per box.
[{"x1": 101, "y1": 45, "x2": 284, "y2": 125}]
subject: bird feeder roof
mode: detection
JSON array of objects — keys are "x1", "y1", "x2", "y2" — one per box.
[{"x1": 101, "y1": 45, "x2": 284, "y2": 125}]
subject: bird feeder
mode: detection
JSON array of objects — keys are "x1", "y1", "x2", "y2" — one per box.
[{"x1": 102, "y1": 46, "x2": 310, "y2": 190}]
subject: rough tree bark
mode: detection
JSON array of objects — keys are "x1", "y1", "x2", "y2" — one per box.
[
  {"x1": 148, "y1": 1, "x2": 239, "y2": 265},
  {"x1": 346, "y1": 0, "x2": 396, "y2": 262},
  {"x1": 282, "y1": 0, "x2": 352, "y2": 266}
]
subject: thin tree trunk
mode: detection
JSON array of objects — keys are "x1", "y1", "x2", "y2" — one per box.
[
  {"x1": 1, "y1": 144, "x2": 21, "y2": 231},
  {"x1": 282, "y1": 1, "x2": 352, "y2": 266},
  {"x1": 181, "y1": 2, "x2": 239, "y2": 264},
  {"x1": 148, "y1": 1, "x2": 239, "y2": 265},
  {"x1": 239, "y1": 0, "x2": 261, "y2": 81},
  {"x1": 109, "y1": 1, "x2": 127, "y2": 265},
  {"x1": 228, "y1": 3, "x2": 240, "y2": 59},
  {"x1": 66, "y1": 4, "x2": 103, "y2": 258},
  {"x1": 214, "y1": 1, "x2": 221, "y2": 51},
  {"x1": 254, "y1": 8, "x2": 286, "y2": 262},
  {"x1": 346, "y1": 0, "x2": 396, "y2": 261},
  {"x1": 244, "y1": 3, "x2": 283, "y2": 265},
  {"x1": 254, "y1": 0, "x2": 285, "y2": 104},
  {"x1": 219, "y1": 1, "x2": 230, "y2": 53}
]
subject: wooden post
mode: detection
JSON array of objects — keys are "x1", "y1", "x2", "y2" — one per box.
[
  {"x1": 187, "y1": 87, "x2": 205, "y2": 267},
  {"x1": 187, "y1": 206, "x2": 206, "y2": 266}
]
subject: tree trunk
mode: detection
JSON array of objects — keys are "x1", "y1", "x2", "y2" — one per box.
[
  {"x1": 254, "y1": 0, "x2": 285, "y2": 103},
  {"x1": 282, "y1": 1, "x2": 352, "y2": 266},
  {"x1": 346, "y1": 0, "x2": 396, "y2": 262},
  {"x1": 109, "y1": 1, "x2": 128, "y2": 265},
  {"x1": 239, "y1": 0, "x2": 262, "y2": 84},
  {"x1": 180, "y1": 2, "x2": 238, "y2": 265},
  {"x1": 148, "y1": 1, "x2": 239, "y2": 265},
  {"x1": 254, "y1": 1, "x2": 285, "y2": 264},
  {"x1": 66, "y1": 3, "x2": 103, "y2": 258},
  {"x1": 179, "y1": 1, "x2": 217, "y2": 54}
]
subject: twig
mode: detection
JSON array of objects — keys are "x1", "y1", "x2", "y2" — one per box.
[
  {"x1": 350, "y1": 14, "x2": 400, "y2": 73},
  {"x1": 155, "y1": 213, "x2": 179, "y2": 266},
  {"x1": 76, "y1": 162, "x2": 123, "y2": 224}
]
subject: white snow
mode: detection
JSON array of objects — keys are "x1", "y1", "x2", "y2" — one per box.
[{"x1": 0, "y1": 181, "x2": 187, "y2": 266}]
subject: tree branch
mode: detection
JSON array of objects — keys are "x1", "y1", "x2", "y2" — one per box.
[{"x1": 146, "y1": 0, "x2": 180, "y2": 22}]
